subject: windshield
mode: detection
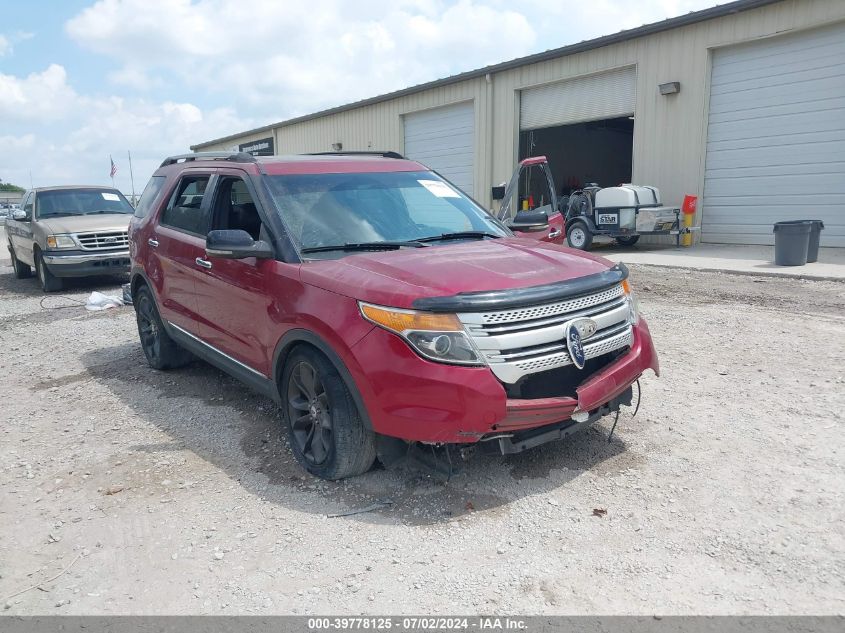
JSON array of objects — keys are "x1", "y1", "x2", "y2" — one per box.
[
  {"x1": 36, "y1": 189, "x2": 134, "y2": 218},
  {"x1": 264, "y1": 171, "x2": 508, "y2": 256}
]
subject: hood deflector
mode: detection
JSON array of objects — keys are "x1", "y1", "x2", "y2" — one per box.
[{"x1": 412, "y1": 263, "x2": 629, "y2": 313}]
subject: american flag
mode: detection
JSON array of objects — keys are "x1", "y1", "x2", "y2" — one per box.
[{"x1": 109, "y1": 156, "x2": 117, "y2": 178}]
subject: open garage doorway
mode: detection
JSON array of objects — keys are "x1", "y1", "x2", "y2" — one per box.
[{"x1": 518, "y1": 116, "x2": 634, "y2": 199}]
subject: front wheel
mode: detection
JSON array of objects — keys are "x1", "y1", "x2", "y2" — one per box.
[
  {"x1": 566, "y1": 222, "x2": 593, "y2": 250},
  {"x1": 35, "y1": 252, "x2": 63, "y2": 292},
  {"x1": 9, "y1": 246, "x2": 32, "y2": 279},
  {"x1": 615, "y1": 235, "x2": 640, "y2": 247},
  {"x1": 282, "y1": 346, "x2": 376, "y2": 480}
]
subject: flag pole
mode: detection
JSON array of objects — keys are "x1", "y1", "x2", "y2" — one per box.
[
  {"x1": 128, "y1": 150, "x2": 136, "y2": 205},
  {"x1": 110, "y1": 155, "x2": 115, "y2": 188}
]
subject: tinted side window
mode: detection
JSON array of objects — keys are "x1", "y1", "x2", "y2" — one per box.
[
  {"x1": 134, "y1": 176, "x2": 167, "y2": 219},
  {"x1": 160, "y1": 176, "x2": 210, "y2": 234},
  {"x1": 210, "y1": 177, "x2": 263, "y2": 240}
]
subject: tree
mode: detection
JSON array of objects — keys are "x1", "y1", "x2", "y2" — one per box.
[{"x1": 0, "y1": 182, "x2": 25, "y2": 193}]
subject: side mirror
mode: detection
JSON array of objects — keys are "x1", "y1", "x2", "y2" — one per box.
[
  {"x1": 507, "y1": 210, "x2": 549, "y2": 232},
  {"x1": 12, "y1": 209, "x2": 29, "y2": 221},
  {"x1": 206, "y1": 229, "x2": 273, "y2": 260}
]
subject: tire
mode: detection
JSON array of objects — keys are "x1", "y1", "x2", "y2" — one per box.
[
  {"x1": 134, "y1": 285, "x2": 193, "y2": 370},
  {"x1": 281, "y1": 346, "x2": 376, "y2": 480},
  {"x1": 9, "y1": 245, "x2": 32, "y2": 279},
  {"x1": 35, "y1": 251, "x2": 63, "y2": 292},
  {"x1": 566, "y1": 221, "x2": 593, "y2": 250},
  {"x1": 615, "y1": 235, "x2": 640, "y2": 247}
]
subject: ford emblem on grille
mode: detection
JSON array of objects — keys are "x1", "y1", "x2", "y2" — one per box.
[
  {"x1": 104, "y1": 236, "x2": 117, "y2": 244},
  {"x1": 565, "y1": 317, "x2": 596, "y2": 369}
]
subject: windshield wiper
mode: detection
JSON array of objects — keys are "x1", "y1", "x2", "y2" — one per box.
[
  {"x1": 300, "y1": 241, "x2": 428, "y2": 254},
  {"x1": 416, "y1": 231, "x2": 502, "y2": 243}
]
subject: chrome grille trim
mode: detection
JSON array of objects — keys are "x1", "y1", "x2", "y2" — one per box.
[
  {"x1": 458, "y1": 285, "x2": 633, "y2": 384},
  {"x1": 476, "y1": 296, "x2": 628, "y2": 335},
  {"x1": 74, "y1": 230, "x2": 130, "y2": 251},
  {"x1": 488, "y1": 322, "x2": 632, "y2": 361},
  {"x1": 507, "y1": 327, "x2": 633, "y2": 376},
  {"x1": 459, "y1": 285, "x2": 623, "y2": 326}
]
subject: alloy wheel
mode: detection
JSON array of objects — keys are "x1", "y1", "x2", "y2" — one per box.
[
  {"x1": 137, "y1": 296, "x2": 161, "y2": 363},
  {"x1": 287, "y1": 361, "x2": 333, "y2": 465}
]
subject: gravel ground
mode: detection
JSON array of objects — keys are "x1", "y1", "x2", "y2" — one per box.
[{"x1": 1, "y1": 226, "x2": 843, "y2": 615}]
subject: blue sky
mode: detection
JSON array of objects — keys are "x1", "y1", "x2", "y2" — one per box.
[{"x1": 1, "y1": 0, "x2": 718, "y2": 195}]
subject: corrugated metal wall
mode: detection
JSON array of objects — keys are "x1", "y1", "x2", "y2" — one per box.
[
  {"x1": 198, "y1": 0, "x2": 845, "y2": 241},
  {"x1": 701, "y1": 20, "x2": 845, "y2": 246},
  {"x1": 404, "y1": 101, "x2": 476, "y2": 196},
  {"x1": 520, "y1": 66, "x2": 637, "y2": 130}
]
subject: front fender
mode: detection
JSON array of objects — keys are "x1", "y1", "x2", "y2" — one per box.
[{"x1": 271, "y1": 326, "x2": 375, "y2": 429}]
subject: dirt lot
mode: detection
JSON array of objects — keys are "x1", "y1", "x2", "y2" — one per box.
[{"x1": 1, "y1": 226, "x2": 843, "y2": 615}]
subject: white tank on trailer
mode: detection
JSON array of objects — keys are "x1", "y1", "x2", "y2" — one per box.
[{"x1": 594, "y1": 184, "x2": 661, "y2": 209}]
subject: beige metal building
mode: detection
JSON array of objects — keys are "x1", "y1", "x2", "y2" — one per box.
[{"x1": 192, "y1": 0, "x2": 845, "y2": 247}]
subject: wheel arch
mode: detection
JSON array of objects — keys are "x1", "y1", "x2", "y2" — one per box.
[
  {"x1": 130, "y1": 269, "x2": 152, "y2": 301},
  {"x1": 272, "y1": 329, "x2": 374, "y2": 431}
]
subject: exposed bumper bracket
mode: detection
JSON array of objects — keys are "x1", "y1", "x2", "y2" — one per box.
[{"x1": 481, "y1": 386, "x2": 633, "y2": 455}]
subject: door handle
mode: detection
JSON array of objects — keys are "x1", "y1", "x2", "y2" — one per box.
[
  {"x1": 195, "y1": 257, "x2": 212, "y2": 269},
  {"x1": 548, "y1": 228, "x2": 562, "y2": 239},
  {"x1": 147, "y1": 238, "x2": 159, "y2": 247}
]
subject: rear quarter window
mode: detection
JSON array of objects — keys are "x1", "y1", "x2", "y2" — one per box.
[{"x1": 134, "y1": 176, "x2": 167, "y2": 219}]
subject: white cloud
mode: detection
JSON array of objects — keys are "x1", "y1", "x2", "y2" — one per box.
[
  {"x1": 0, "y1": 63, "x2": 254, "y2": 192},
  {"x1": 65, "y1": 0, "x2": 537, "y2": 115},
  {"x1": 0, "y1": 65, "x2": 78, "y2": 122},
  {"x1": 0, "y1": 0, "x2": 724, "y2": 190}
]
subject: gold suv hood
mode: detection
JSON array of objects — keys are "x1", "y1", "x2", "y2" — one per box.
[{"x1": 39, "y1": 213, "x2": 131, "y2": 235}]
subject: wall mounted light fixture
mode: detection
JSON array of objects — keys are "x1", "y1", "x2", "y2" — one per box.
[
  {"x1": 659, "y1": 81, "x2": 681, "y2": 95},
  {"x1": 331, "y1": 142, "x2": 343, "y2": 151}
]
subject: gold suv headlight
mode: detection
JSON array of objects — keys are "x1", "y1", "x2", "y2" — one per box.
[
  {"x1": 359, "y1": 302, "x2": 482, "y2": 365},
  {"x1": 46, "y1": 234, "x2": 76, "y2": 249}
]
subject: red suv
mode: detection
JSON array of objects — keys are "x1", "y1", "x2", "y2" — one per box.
[{"x1": 129, "y1": 152, "x2": 658, "y2": 479}]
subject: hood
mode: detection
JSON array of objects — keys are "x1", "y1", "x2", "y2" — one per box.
[
  {"x1": 39, "y1": 214, "x2": 131, "y2": 235},
  {"x1": 300, "y1": 238, "x2": 616, "y2": 310}
]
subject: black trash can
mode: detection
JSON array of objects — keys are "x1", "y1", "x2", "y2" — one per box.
[
  {"x1": 773, "y1": 221, "x2": 811, "y2": 266},
  {"x1": 776, "y1": 220, "x2": 825, "y2": 262}
]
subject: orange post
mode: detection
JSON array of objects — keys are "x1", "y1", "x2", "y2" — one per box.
[{"x1": 681, "y1": 195, "x2": 697, "y2": 247}]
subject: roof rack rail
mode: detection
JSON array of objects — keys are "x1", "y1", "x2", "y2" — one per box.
[
  {"x1": 159, "y1": 152, "x2": 257, "y2": 167},
  {"x1": 307, "y1": 151, "x2": 405, "y2": 160}
]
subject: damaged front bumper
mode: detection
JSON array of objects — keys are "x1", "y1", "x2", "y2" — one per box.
[
  {"x1": 490, "y1": 318, "x2": 658, "y2": 435},
  {"x1": 475, "y1": 387, "x2": 633, "y2": 455},
  {"x1": 351, "y1": 317, "x2": 658, "y2": 445}
]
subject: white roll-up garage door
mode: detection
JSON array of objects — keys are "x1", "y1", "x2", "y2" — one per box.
[
  {"x1": 404, "y1": 102, "x2": 475, "y2": 197},
  {"x1": 702, "y1": 22, "x2": 845, "y2": 247},
  {"x1": 520, "y1": 66, "x2": 637, "y2": 131}
]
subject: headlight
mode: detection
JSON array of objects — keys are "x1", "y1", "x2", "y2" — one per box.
[
  {"x1": 359, "y1": 302, "x2": 482, "y2": 365},
  {"x1": 621, "y1": 279, "x2": 640, "y2": 324},
  {"x1": 46, "y1": 234, "x2": 76, "y2": 249}
]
